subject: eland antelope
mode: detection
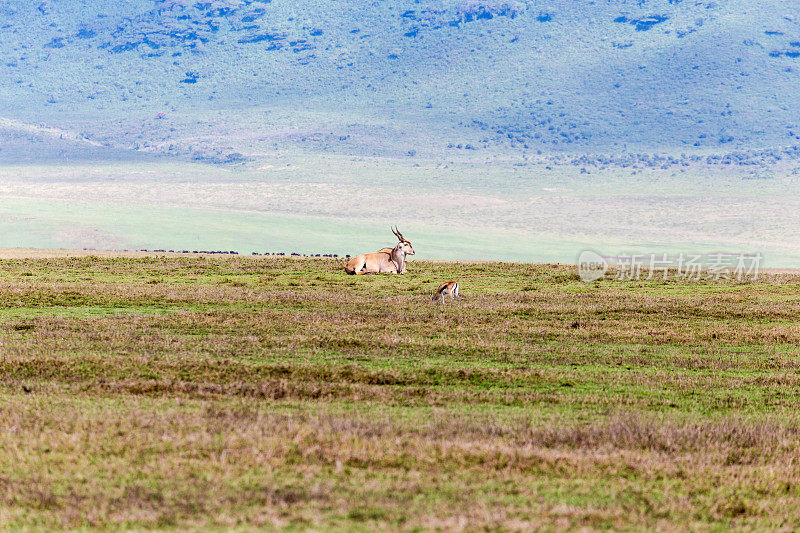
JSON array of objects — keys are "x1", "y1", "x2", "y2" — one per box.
[{"x1": 344, "y1": 227, "x2": 415, "y2": 275}]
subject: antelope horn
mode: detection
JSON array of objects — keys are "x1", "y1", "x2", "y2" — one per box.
[{"x1": 392, "y1": 226, "x2": 405, "y2": 242}]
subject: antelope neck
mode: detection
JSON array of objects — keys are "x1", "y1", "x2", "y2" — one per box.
[{"x1": 391, "y1": 244, "x2": 405, "y2": 272}]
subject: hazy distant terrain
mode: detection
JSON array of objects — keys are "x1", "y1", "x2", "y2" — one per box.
[{"x1": 2, "y1": 0, "x2": 800, "y2": 262}]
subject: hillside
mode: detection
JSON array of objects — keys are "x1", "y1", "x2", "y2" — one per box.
[
  {"x1": 3, "y1": 0, "x2": 800, "y2": 162},
  {"x1": 2, "y1": 253, "x2": 800, "y2": 529}
]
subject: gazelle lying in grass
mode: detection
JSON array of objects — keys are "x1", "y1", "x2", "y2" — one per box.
[
  {"x1": 432, "y1": 281, "x2": 460, "y2": 307},
  {"x1": 345, "y1": 227, "x2": 415, "y2": 275}
]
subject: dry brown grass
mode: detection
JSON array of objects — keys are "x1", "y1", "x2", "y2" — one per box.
[
  {"x1": 3, "y1": 394, "x2": 800, "y2": 530},
  {"x1": 2, "y1": 253, "x2": 800, "y2": 530}
]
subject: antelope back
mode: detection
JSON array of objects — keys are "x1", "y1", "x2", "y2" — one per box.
[{"x1": 362, "y1": 250, "x2": 399, "y2": 273}]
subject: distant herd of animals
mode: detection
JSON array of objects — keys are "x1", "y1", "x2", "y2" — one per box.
[
  {"x1": 133, "y1": 226, "x2": 460, "y2": 306},
  {"x1": 345, "y1": 226, "x2": 460, "y2": 307},
  {"x1": 135, "y1": 249, "x2": 340, "y2": 258}
]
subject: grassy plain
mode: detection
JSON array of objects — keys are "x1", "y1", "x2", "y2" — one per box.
[
  {"x1": 2, "y1": 253, "x2": 800, "y2": 530},
  {"x1": 3, "y1": 157, "x2": 800, "y2": 265}
]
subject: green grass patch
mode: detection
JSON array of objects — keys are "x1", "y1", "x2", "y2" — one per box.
[{"x1": 2, "y1": 255, "x2": 800, "y2": 530}]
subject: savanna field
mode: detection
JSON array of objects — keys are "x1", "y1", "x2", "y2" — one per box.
[{"x1": 3, "y1": 252, "x2": 800, "y2": 530}]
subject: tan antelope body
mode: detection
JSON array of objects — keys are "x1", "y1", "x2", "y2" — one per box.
[
  {"x1": 345, "y1": 227, "x2": 415, "y2": 275},
  {"x1": 432, "y1": 281, "x2": 460, "y2": 307}
]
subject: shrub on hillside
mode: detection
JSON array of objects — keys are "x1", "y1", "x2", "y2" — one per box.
[{"x1": 455, "y1": 1, "x2": 523, "y2": 23}]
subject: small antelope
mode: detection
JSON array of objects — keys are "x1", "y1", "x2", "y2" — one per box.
[
  {"x1": 432, "y1": 281, "x2": 460, "y2": 307},
  {"x1": 344, "y1": 227, "x2": 415, "y2": 275}
]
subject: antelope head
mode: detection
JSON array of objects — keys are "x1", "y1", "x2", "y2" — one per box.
[{"x1": 392, "y1": 226, "x2": 414, "y2": 255}]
